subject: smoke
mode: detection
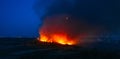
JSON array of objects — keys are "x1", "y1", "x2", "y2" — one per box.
[{"x1": 34, "y1": 0, "x2": 120, "y2": 45}]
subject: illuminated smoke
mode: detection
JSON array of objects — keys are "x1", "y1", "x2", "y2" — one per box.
[
  {"x1": 38, "y1": 14, "x2": 101, "y2": 45},
  {"x1": 34, "y1": 0, "x2": 119, "y2": 45}
]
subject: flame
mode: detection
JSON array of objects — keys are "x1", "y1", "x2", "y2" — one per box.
[
  {"x1": 53, "y1": 34, "x2": 76, "y2": 45},
  {"x1": 38, "y1": 14, "x2": 99, "y2": 46},
  {"x1": 38, "y1": 33, "x2": 77, "y2": 45},
  {"x1": 39, "y1": 35, "x2": 48, "y2": 42}
]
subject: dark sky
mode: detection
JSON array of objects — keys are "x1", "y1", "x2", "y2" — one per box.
[
  {"x1": 0, "y1": 0, "x2": 40, "y2": 37},
  {"x1": 0, "y1": 0, "x2": 120, "y2": 37}
]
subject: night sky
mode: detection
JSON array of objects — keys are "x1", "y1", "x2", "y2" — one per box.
[
  {"x1": 0, "y1": 0, "x2": 120, "y2": 38},
  {"x1": 0, "y1": 0, "x2": 40, "y2": 37}
]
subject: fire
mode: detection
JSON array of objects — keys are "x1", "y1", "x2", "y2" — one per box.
[
  {"x1": 38, "y1": 14, "x2": 99, "y2": 46},
  {"x1": 38, "y1": 34, "x2": 77, "y2": 45},
  {"x1": 37, "y1": 15, "x2": 79, "y2": 45},
  {"x1": 39, "y1": 35, "x2": 48, "y2": 42},
  {"x1": 53, "y1": 34, "x2": 76, "y2": 45}
]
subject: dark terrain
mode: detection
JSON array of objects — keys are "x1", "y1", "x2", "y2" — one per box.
[{"x1": 0, "y1": 38, "x2": 120, "y2": 59}]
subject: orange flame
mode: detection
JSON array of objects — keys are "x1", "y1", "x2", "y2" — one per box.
[
  {"x1": 38, "y1": 33, "x2": 77, "y2": 45},
  {"x1": 37, "y1": 15, "x2": 79, "y2": 45},
  {"x1": 38, "y1": 14, "x2": 99, "y2": 45}
]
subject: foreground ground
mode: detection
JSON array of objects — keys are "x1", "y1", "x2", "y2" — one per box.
[{"x1": 0, "y1": 38, "x2": 120, "y2": 59}]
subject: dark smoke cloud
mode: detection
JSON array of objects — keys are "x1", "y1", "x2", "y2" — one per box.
[{"x1": 34, "y1": 0, "x2": 120, "y2": 39}]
